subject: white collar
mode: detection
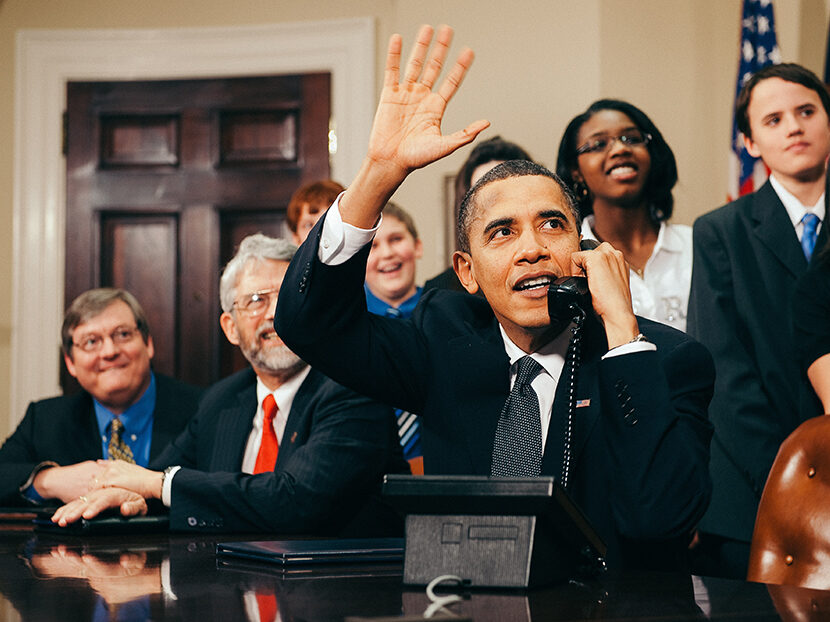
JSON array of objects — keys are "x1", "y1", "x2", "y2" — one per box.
[
  {"x1": 254, "y1": 365, "x2": 311, "y2": 422},
  {"x1": 769, "y1": 174, "x2": 825, "y2": 228},
  {"x1": 498, "y1": 323, "x2": 571, "y2": 379},
  {"x1": 580, "y1": 215, "x2": 681, "y2": 254}
]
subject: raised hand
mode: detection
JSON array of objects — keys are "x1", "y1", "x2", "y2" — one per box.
[
  {"x1": 368, "y1": 24, "x2": 489, "y2": 174},
  {"x1": 342, "y1": 25, "x2": 489, "y2": 228}
]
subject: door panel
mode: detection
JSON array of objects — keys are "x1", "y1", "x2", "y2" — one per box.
[{"x1": 65, "y1": 74, "x2": 331, "y2": 391}]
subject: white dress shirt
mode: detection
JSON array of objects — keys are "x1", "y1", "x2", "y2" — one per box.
[
  {"x1": 580, "y1": 216, "x2": 692, "y2": 332},
  {"x1": 241, "y1": 366, "x2": 311, "y2": 473}
]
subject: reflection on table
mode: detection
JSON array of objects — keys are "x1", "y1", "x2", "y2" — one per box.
[{"x1": 0, "y1": 522, "x2": 828, "y2": 621}]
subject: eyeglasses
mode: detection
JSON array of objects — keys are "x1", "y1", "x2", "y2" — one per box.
[
  {"x1": 576, "y1": 130, "x2": 652, "y2": 155},
  {"x1": 233, "y1": 288, "x2": 279, "y2": 316},
  {"x1": 73, "y1": 326, "x2": 140, "y2": 353}
]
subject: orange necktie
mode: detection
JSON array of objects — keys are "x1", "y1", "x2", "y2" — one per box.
[{"x1": 253, "y1": 394, "x2": 279, "y2": 474}]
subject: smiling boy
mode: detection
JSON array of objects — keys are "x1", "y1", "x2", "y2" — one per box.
[
  {"x1": 688, "y1": 63, "x2": 830, "y2": 578},
  {"x1": 365, "y1": 202, "x2": 424, "y2": 318}
]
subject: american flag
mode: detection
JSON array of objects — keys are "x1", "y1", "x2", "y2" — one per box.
[{"x1": 729, "y1": 0, "x2": 781, "y2": 201}]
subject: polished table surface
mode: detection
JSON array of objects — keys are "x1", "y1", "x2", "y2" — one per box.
[{"x1": 0, "y1": 521, "x2": 825, "y2": 621}]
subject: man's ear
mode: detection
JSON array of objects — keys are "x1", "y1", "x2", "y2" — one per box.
[
  {"x1": 743, "y1": 133, "x2": 762, "y2": 159},
  {"x1": 452, "y1": 250, "x2": 480, "y2": 295},
  {"x1": 145, "y1": 335, "x2": 155, "y2": 360},
  {"x1": 220, "y1": 312, "x2": 241, "y2": 346},
  {"x1": 64, "y1": 352, "x2": 78, "y2": 379},
  {"x1": 414, "y1": 238, "x2": 424, "y2": 260}
]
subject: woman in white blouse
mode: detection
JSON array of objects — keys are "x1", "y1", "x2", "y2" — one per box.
[{"x1": 556, "y1": 99, "x2": 691, "y2": 332}]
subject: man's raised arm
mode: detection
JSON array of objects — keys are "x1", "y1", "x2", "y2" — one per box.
[{"x1": 340, "y1": 24, "x2": 489, "y2": 228}]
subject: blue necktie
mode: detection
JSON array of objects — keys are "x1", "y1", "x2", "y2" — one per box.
[{"x1": 801, "y1": 213, "x2": 820, "y2": 262}]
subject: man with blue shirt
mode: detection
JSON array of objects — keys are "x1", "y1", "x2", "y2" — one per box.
[{"x1": 0, "y1": 288, "x2": 201, "y2": 505}]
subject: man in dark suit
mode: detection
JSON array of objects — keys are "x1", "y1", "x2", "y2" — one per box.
[
  {"x1": 273, "y1": 25, "x2": 713, "y2": 570},
  {"x1": 688, "y1": 63, "x2": 830, "y2": 578},
  {"x1": 52, "y1": 234, "x2": 407, "y2": 535},
  {"x1": 0, "y1": 288, "x2": 200, "y2": 505}
]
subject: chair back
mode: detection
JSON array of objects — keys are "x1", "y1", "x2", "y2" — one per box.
[{"x1": 747, "y1": 415, "x2": 830, "y2": 589}]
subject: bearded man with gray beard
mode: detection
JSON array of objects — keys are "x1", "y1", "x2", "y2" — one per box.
[{"x1": 51, "y1": 234, "x2": 408, "y2": 535}]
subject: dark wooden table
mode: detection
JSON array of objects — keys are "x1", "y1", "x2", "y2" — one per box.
[{"x1": 0, "y1": 522, "x2": 823, "y2": 621}]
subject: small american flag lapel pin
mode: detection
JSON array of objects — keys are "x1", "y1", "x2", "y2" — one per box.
[
  {"x1": 576, "y1": 399, "x2": 591, "y2": 408},
  {"x1": 290, "y1": 431, "x2": 298, "y2": 443}
]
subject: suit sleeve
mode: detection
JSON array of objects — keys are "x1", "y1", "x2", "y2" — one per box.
[
  {"x1": 792, "y1": 263, "x2": 830, "y2": 375},
  {"x1": 165, "y1": 385, "x2": 400, "y2": 533},
  {"x1": 687, "y1": 216, "x2": 781, "y2": 497},
  {"x1": 0, "y1": 403, "x2": 47, "y2": 504},
  {"x1": 599, "y1": 335, "x2": 714, "y2": 540},
  {"x1": 275, "y1": 211, "x2": 431, "y2": 415}
]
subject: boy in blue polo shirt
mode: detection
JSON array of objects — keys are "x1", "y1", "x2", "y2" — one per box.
[{"x1": 364, "y1": 202, "x2": 424, "y2": 472}]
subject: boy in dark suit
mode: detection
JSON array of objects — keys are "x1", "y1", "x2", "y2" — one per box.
[
  {"x1": 52, "y1": 234, "x2": 406, "y2": 535},
  {"x1": 275, "y1": 25, "x2": 714, "y2": 570},
  {"x1": 688, "y1": 63, "x2": 830, "y2": 578}
]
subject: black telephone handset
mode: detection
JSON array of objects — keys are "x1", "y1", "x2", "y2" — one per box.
[
  {"x1": 547, "y1": 239, "x2": 598, "y2": 326},
  {"x1": 546, "y1": 238, "x2": 598, "y2": 492}
]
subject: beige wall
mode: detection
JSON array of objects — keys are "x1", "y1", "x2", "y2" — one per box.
[{"x1": 0, "y1": 0, "x2": 828, "y2": 432}]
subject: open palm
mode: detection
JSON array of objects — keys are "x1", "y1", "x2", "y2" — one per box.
[{"x1": 367, "y1": 25, "x2": 489, "y2": 174}]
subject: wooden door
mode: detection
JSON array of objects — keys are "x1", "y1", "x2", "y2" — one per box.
[{"x1": 65, "y1": 74, "x2": 331, "y2": 390}]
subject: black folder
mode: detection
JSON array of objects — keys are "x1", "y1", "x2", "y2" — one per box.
[
  {"x1": 33, "y1": 514, "x2": 169, "y2": 535},
  {"x1": 215, "y1": 538, "x2": 404, "y2": 567}
]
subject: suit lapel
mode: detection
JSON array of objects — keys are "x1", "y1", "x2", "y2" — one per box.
[
  {"x1": 810, "y1": 220, "x2": 828, "y2": 267},
  {"x1": 751, "y1": 181, "x2": 806, "y2": 278},
  {"x1": 75, "y1": 394, "x2": 105, "y2": 460},
  {"x1": 541, "y1": 318, "x2": 604, "y2": 477},
  {"x1": 447, "y1": 319, "x2": 510, "y2": 474},
  {"x1": 275, "y1": 369, "x2": 322, "y2": 470},
  {"x1": 210, "y1": 380, "x2": 257, "y2": 471}
]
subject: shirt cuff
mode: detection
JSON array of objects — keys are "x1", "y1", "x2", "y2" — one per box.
[
  {"x1": 161, "y1": 466, "x2": 182, "y2": 507},
  {"x1": 602, "y1": 340, "x2": 657, "y2": 359},
  {"x1": 20, "y1": 461, "x2": 59, "y2": 504},
  {"x1": 318, "y1": 193, "x2": 380, "y2": 265}
]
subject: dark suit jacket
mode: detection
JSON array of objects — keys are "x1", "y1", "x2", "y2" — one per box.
[
  {"x1": 149, "y1": 366, "x2": 408, "y2": 535},
  {"x1": 0, "y1": 374, "x2": 201, "y2": 505},
  {"x1": 275, "y1": 212, "x2": 714, "y2": 570},
  {"x1": 688, "y1": 180, "x2": 827, "y2": 544}
]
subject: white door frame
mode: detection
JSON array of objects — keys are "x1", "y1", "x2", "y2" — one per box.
[{"x1": 11, "y1": 19, "x2": 375, "y2": 432}]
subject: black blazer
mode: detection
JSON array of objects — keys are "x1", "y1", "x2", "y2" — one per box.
[
  {"x1": 150, "y1": 366, "x2": 408, "y2": 535},
  {"x1": 0, "y1": 374, "x2": 201, "y2": 505},
  {"x1": 688, "y1": 180, "x2": 826, "y2": 543},
  {"x1": 275, "y1": 212, "x2": 715, "y2": 570}
]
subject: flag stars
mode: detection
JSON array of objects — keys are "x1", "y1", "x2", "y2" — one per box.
[
  {"x1": 757, "y1": 15, "x2": 770, "y2": 34},
  {"x1": 743, "y1": 40, "x2": 755, "y2": 62}
]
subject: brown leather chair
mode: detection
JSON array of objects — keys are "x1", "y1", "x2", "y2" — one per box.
[{"x1": 748, "y1": 415, "x2": 830, "y2": 589}]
